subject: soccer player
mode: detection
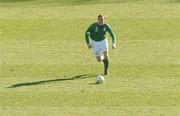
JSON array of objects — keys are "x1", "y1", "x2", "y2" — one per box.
[{"x1": 85, "y1": 15, "x2": 116, "y2": 76}]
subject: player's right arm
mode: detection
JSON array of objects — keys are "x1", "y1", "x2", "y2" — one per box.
[{"x1": 85, "y1": 24, "x2": 93, "y2": 49}]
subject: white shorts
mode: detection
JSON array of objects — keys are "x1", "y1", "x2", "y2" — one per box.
[{"x1": 91, "y1": 38, "x2": 108, "y2": 57}]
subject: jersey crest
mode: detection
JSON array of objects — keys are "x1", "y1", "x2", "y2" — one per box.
[{"x1": 87, "y1": 32, "x2": 91, "y2": 35}]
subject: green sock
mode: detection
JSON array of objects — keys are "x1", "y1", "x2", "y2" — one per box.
[{"x1": 103, "y1": 59, "x2": 109, "y2": 74}]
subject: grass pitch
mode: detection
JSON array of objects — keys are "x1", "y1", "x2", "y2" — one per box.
[{"x1": 0, "y1": 0, "x2": 180, "y2": 115}]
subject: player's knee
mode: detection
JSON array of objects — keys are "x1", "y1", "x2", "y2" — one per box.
[
  {"x1": 97, "y1": 59, "x2": 101, "y2": 62},
  {"x1": 103, "y1": 51, "x2": 108, "y2": 60},
  {"x1": 96, "y1": 57, "x2": 101, "y2": 62},
  {"x1": 104, "y1": 54, "x2": 109, "y2": 60}
]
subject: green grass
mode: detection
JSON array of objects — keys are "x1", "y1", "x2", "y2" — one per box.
[{"x1": 0, "y1": 0, "x2": 180, "y2": 115}]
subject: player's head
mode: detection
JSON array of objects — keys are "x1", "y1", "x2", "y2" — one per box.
[{"x1": 97, "y1": 15, "x2": 104, "y2": 26}]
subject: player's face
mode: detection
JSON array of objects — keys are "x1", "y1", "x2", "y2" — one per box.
[{"x1": 98, "y1": 17, "x2": 104, "y2": 26}]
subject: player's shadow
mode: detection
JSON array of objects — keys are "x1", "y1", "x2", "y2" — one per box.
[
  {"x1": 7, "y1": 74, "x2": 96, "y2": 88},
  {"x1": 0, "y1": 0, "x2": 35, "y2": 3},
  {"x1": 165, "y1": 0, "x2": 180, "y2": 3}
]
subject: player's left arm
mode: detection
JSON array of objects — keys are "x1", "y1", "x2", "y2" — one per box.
[{"x1": 106, "y1": 24, "x2": 116, "y2": 49}]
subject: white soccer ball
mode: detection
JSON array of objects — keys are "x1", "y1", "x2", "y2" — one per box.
[{"x1": 96, "y1": 75, "x2": 105, "y2": 84}]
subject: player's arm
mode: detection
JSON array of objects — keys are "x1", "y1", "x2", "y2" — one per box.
[
  {"x1": 107, "y1": 24, "x2": 116, "y2": 49},
  {"x1": 85, "y1": 25, "x2": 93, "y2": 49}
]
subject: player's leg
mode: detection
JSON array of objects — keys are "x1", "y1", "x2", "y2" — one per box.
[
  {"x1": 92, "y1": 39, "x2": 109, "y2": 75},
  {"x1": 101, "y1": 38, "x2": 109, "y2": 75},
  {"x1": 103, "y1": 50, "x2": 109, "y2": 75}
]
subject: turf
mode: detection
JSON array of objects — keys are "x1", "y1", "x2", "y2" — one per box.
[{"x1": 0, "y1": 0, "x2": 180, "y2": 115}]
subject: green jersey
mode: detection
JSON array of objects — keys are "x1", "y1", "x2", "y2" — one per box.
[{"x1": 85, "y1": 23, "x2": 116, "y2": 44}]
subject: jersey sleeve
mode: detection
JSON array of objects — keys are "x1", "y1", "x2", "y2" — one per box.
[
  {"x1": 85, "y1": 24, "x2": 93, "y2": 44},
  {"x1": 106, "y1": 24, "x2": 116, "y2": 44}
]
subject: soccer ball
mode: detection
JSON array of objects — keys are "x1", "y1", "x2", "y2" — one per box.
[{"x1": 96, "y1": 75, "x2": 105, "y2": 84}]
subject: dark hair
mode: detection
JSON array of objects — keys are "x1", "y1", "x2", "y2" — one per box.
[{"x1": 98, "y1": 15, "x2": 103, "y2": 19}]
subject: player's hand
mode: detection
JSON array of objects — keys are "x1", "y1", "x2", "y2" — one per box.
[
  {"x1": 87, "y1": 44, "x2": 92, "y2": 49},
  {"x1": 112, "y1": 43, "x2": 116, "y2": 49}
]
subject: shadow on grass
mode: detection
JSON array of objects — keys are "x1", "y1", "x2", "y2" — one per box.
[
  {"x1": 61, "y1": 0, "x2": 138, "y2": 6},
  {"x1": 7, "y1": 74, "x2": 97, "y2": 88},
  {"x1": 165, "y1": 0, "x2": 180, "y2": 3},
  {"x1": 0, "y1": 0, "x2": 35, "y2": 3},
  {"x1": 0, "y1": 0, "x2": 138, "y2": 5}
]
